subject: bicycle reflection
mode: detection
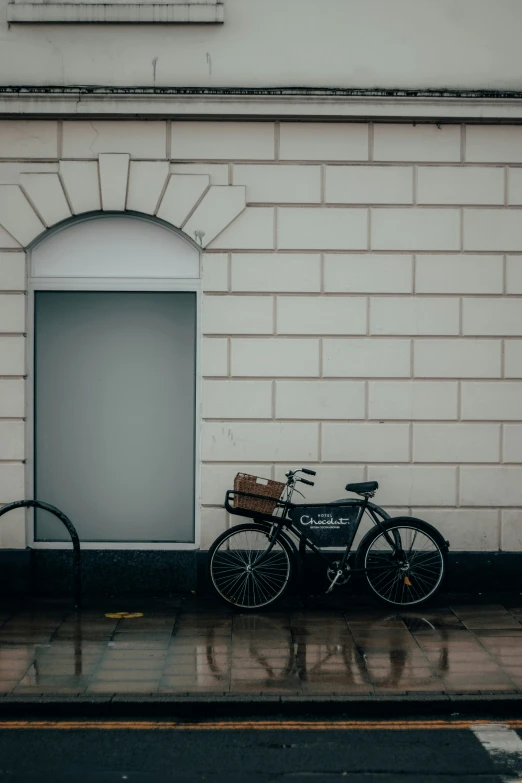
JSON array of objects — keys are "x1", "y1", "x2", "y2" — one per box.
[{"x1": 201, "y1": 614, "x2": 451, "y2": 690}]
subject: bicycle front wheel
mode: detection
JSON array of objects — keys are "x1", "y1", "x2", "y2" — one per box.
[
  {"x1": 357, "y1": 520, "x2": 446, "y2": 607},
  {"x1": 208, "y1": 523, "x2": 294, "y2": 610}
]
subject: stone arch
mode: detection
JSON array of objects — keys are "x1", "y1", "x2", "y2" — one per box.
[{"x1": 0, "y1": 154, "x2": 246, "y2": 249}]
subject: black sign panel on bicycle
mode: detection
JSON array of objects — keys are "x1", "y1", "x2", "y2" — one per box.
[{"x1": 289, "y1": 505, "x2": 360, "y2": 548}]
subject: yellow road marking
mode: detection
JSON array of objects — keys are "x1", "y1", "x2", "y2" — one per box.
[{"x1": 0, "y1": 720, "x2": 521, "y2": 731}]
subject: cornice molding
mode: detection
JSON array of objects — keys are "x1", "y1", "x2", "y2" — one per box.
[{"x1": 1, "y1": 86, "x2": 522, "y2": 120}]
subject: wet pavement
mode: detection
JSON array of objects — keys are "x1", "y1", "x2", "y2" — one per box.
[{"x1": 0, "y1": 596, "x2": 520, "y2": 697}]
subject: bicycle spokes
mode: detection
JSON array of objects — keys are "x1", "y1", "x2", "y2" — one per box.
[{"x1": 364, "y1": 525, "x2": 444, "y2": 606}]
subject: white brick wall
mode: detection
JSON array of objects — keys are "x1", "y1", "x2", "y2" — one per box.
[
  {"x1": 202, "y1": 254, "x2": 228, "y2": 292},
  {"x1": 413, "y1": 423, "x2": 500, "y2": 463},
  {"x1": 0, "y1": 121, "x2": 58, "y2": 159},
  {"x1": 466, "y1": 126, "x2": 522, "y2": 163},
  {"x1": 0, "y1": 380, "x2": 24, "y2": 418},
  {"x1": 202, "y1": 380, "x2": 272, "y2": 419},
  {"x1": 210, "y1": 208, "x2": 274, "y2": 250},
  {"x1": 463, "y1": 209, "x2": 522, "y2": 251},
  {"x1": 503, "y1": 425, "x2": 522, "y2": 462},
  {"x1": 232, "y1": 254, "x2": 321, "y2": 292},
  {"x1": 501, "y1": 511, "x2": 522, "y2": 551},
  {"x1": 0, "y1": 463, "x2": 24, "y2": 501},
  {"x1": 325, "y1": 166, "x2": 413, "y2": 204},
  {"x1": 172, "y1": 122, "x2": 275, "y2": 160},
  {"x1": 417, "y1": 167, "x2": 504, "y2": 205},
  {"x1": 507, "y1": 169, "x2": 522, "y2": 205},
  {"x1": 277, "y1": 296, "x2": 367, "y2": 335},
  {"x1": 201, "y1": 338, "x2": 228, "y2": 377},
  {"x1": 0, "y1": 337, "x2": 25, "y2": 376},
  {"x1": 370, "y1": 297, "x2": 459, "y2": 335},
  {"x1": 0, "y1": 422, "x2": 24, "y2": 460},
  {"x1": 461, "y1": 467, "x2": 522, "y2": 506},
  {"x1": 414, "y1": 340, "x2": 501, "y2": 378},
  {"x1": 324, "y1": 255, "x2": 412, "y2": 294},
  {"x1": 371, "y1": 208, "x2": 460, "y2": 251},
  {"x1": 63, "y1": 121, "x2": 167, "y2": 159},
  {"x1": 323, "y1": 339, "x2": 411, "y2": 378},
  {"x1": 230, "y1": 338, "x2": 319, "y2": 377},
  {"x1": 202, "y1": 422, "x2": 319, "y2": 461},
  {"x1": 507, "y1": 257, "x2": 522, "y2": 293},
  {"x1": 461, "y1": 382, "x2": 522, "y2": 420},
  {"x1": 278, "y1": 207, "x2": 368, "y2": 250},
  {"x1": 279, "y1": 123, "x2": 369, "y2": 161},
  {"x1": 414, "y1": 509, "x2": 499, "y2": 551},
  {"x1": 462, "y1": 298, "x2": 522, "y2": 336},
  {"x1": 415, "y1": 255, "x2": 503, "y2": 294},
  {"x1": 2, "y1": 119, "x2": 522, "y2": 554},
  {"x1": 505, "y1": 341, "x2": 522, "y2": 378},
  {"x1": 372, "y1": 465, "x2": 458, "y2": 506},
  {"x1": 0, "y1": 295, "x2": 25, "y2": 333},
  {"x1": 233, "y1": 165, "x2": 321, "y2": 203},
  {"x1": 275, "y1": 380, "x2": 365, "y2": 420},
  {"x1": 322, "y1": 422, "x2": 410, "y2": 462},
  {"x1": 373, "y1": 124, "x2": 461, "y2": 162},
  {"x1": 368, "y1": 381, "x2": 458, "y2": 420},
  {"x1": 202, "y1": 295, "x2": 273, "y2": 334},
  {"x1": 0, "y1": 253, "x2": 25, "y2": 291}
]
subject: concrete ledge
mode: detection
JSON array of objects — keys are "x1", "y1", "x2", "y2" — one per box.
[{"x1": 7, "y1": 2, "x2": 224, "y2": 24}]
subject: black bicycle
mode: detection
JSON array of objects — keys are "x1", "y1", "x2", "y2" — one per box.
[{"x1": 208, "y1": 469, "x2": 449, "y2": 610}]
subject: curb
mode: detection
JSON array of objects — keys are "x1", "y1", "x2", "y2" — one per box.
[{"x1": 0, "y1": 692, "x2": 521, "y2": 718}]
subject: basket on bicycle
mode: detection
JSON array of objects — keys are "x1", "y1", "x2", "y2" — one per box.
[{"x1": 233, "y1": 473, "x2": 286, "y2": 515}]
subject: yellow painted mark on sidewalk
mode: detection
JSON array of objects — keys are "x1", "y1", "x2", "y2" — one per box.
[
  {"x1": 0, "y1": 720, "x2": 521, "y2": 731},
  {"x1": 104, "y1": 613, "x2": 144, "y2": 619}
]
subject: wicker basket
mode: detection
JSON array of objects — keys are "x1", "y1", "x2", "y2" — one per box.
[{"x1": 233, "y1": 473, "x2": 286, "y2": 515}]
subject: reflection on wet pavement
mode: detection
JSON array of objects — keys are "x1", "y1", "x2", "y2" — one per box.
[{"x1": 0, "y1": 598, "x2": 520, "y2": 695}]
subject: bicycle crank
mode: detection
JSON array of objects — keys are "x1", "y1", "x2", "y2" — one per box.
[{"x1": 326, "y1": 561, "x2": 351, "y2": 593}]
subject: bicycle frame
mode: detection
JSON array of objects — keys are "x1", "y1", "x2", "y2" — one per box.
[
  {"x1": 269, "y1": 497, "x2": 402, "y2": 576},
  {"x1": 225, "y1": 486, "x2": 404, "y2": 577}
]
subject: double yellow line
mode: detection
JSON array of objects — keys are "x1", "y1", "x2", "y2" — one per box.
[{"x1": 0, "y1": 720, "x2": 520, "y2": 731}]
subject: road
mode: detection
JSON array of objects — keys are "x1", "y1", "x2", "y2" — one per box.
[{"x1": 0, "y1": 718, "x2": 521, "y2": 781}]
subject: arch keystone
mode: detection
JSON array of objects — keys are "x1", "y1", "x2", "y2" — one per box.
[{"x1": 99, "y1": 154, "x2": 130, "y2": 212}]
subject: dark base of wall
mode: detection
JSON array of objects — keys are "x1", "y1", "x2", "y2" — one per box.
[
  {"x1": 0, "y1": 549, "x2": 519, "y2": 601},
  {"x1": 30, "y1": 549, "x2": 197, "y2": 598},
  {"x1": 0, "y1": 550, "x2": 31, "y2": 595}
]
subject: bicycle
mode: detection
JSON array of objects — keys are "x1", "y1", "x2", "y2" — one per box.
[{"x1": 208, "y1": 470, "x2": 450, "y2": 611}]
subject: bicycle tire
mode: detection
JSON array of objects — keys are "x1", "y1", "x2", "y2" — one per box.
[
  {"x1": 356, "y1": 518, "x2": 447, "y2": 607},
  {"x1": 208, "y1": 522, "x2": 296, "y2": 611}
]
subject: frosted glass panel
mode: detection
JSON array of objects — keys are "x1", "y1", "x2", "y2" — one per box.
[
  {"x1": 34, "y1": 291, "x2": 196, "y2": 542},
  {"x1": 32, "y1": 216, "x2": 199, "y2": 279}
]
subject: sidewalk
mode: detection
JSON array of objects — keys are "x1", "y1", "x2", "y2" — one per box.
[{"x1": 0, "y1": 594, "x2": 521, "y2": 711}]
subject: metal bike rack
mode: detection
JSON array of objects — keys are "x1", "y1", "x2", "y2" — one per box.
[{"x1": 0, "y1": 500, "x2": 82, "y2": 610}]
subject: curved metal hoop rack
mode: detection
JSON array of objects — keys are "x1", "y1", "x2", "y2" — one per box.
[{"x1": 0, "y1": 501, "x2": 81, "y2": 609}]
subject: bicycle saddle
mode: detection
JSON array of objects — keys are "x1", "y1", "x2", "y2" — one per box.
[{"x1": 345, "y1": 481, "x2": 378, "y2": 495}]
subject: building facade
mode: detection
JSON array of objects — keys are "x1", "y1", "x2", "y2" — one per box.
[{"x1": 0, "y1": 0, "x2": 521, "y2": 592}]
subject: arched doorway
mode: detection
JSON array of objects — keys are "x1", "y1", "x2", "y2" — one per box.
[{"x1": 28, "y1": 213, "x2": 200, "y2": 549}]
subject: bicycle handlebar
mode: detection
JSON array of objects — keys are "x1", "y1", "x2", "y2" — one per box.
[
  {"x1": 301, "y1": 468, "x2": 316, "y2": 476},
  {"x1": 300, "y1": 478, "x2": 314, "y2": 486}
]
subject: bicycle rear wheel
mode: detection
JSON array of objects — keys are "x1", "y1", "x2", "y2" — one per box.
[
  {"x1": 357, "y1": 519, "x2": 446, "y2": 607},
  {"x1": 208, "y1": 523, "x2": 294, "y2": 610}
]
